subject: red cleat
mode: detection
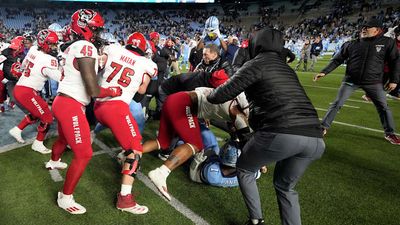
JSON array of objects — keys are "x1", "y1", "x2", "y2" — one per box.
[{"x1": 385, "y1": 134, "x2": 400, "y2": 145}]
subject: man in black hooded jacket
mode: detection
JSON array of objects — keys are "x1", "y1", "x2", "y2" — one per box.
[{"x1": 207, "y1": 28, "x2": 325, "y2": 225}]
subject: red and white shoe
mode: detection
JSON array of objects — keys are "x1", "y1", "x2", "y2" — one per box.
[
  {"x1": 8, "y1": 101, "x2": 15, "y2": 109},
  {"x1": 9, "y1": 126, "x2": 25, "y2": 143},
  {"x1": 116, "y1": 193, "x2": 148, "y2": 214},
  {"x1": 0, "y1": 105, "x2": 4, "y2": 113},
  {"x1": 385, "y1": 134, "x2": 400, "y2": 145},
  {"x1": 57, "y1": 192, "x2": 86, "y2": 214},
  {"x1": 45, "y1": 159, "x2": 68, "y2": 170},
  {"x1": 148, "y1": 168, "x2": 171, "y2": 201}
]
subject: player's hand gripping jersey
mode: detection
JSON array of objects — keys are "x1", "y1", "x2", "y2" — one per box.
[
  {"x1": 97, "y1": 44, "x2": 157, "y2": 104},
  {"x1": 17, "y1": 46, "x2": 61, "y2": 90},
  {"x1": 57, "y1": 40, "x2": 98, "y2": 105}
]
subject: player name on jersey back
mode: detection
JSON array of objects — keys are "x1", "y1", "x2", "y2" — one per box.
[
  {"x1": 97, "y1": 44, "x2": 157, "y2": 104},
  {"x1": 17, "y1": 46, "x2": 59, "y2": 91}
]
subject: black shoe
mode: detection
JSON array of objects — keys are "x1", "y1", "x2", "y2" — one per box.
[
  {"x1": 158, "y1": 149, "x2": 172, "y2": 161},
  {"x1": 244, "y1": 219, "x2": 265, "y2": 225}
]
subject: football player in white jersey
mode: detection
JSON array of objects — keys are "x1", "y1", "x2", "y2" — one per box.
[
  {"x1": 45, "y1": 9, "x2": 122, "y2": 214},
  {"x1": 94, "y1": 32, "x2": 157, "y2": 214},
  {"x1": 8, "y1": 29, "x2": 61, "y2": 153}
]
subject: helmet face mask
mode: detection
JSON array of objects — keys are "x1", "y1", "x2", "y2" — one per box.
[{"x1": 37, "y1": 29, "x2": 59, "y2": 56}]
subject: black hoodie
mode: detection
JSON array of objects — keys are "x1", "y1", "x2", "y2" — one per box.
[{"x1": 207, "y1": 28, "x2": 322, "y2": 137}]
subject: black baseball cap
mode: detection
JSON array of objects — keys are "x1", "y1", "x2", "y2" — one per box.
[{"x1": 363, "y1": 18, "x2": 383, "y2": 28}]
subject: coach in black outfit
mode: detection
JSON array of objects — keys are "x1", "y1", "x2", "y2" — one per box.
[
  {"x1": 314, "y1": 18, "x2": 400, "y2": 145},
  {"x1": 207, "y1": 27, "x2": 325, "y2": 225}
]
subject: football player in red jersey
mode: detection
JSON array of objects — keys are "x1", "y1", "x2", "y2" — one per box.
[
  {"x1": 45, "y1": 9, "x2": 122, "y2": 214},
  {"x1": 94, "y1": 32, "x2": 157, "y2": 214},
  {"x1": 8, "y1": 29, "x2": 61, "y2": 153}
]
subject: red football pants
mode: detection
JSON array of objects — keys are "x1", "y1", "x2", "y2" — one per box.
[
  {"x1": 0, "y1": 70, "x2": 6, "y2": 104},
  {"x1": 158, "y1": 92, "x2": 203, "y2": 151},
  {"x1": 13, "y1": 85, "x2": 53, "y2": 141},
  {"x1": 94, "y1": 100, "x2": 143, "y2": 152},
  {"x1": 51, "y1": 95, "x2": 93, "y2": 195}
]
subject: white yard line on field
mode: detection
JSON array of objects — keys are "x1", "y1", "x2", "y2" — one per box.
[
  {"x1": 93, "y1": 138, "x2": 211, "y2": 225},
  {"x1": 303, "y1": 84, "x2": 365, "y2": 93},
  {"x1": 341, "y1": 104, "x2": 360, "y2": 109},
  {"x1": 0, "y1": 131, "x2": 57, "y2": 154},
  {"x1": 46, "y1": 165, "x2": 64, "y2": 182}
]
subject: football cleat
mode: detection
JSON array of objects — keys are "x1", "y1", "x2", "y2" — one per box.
[
  {"x1": 45, "y1": 159, "x2": 68, "y2": 170},
  {"x1": 9, "y1": 126, "x2": 25, "y2": 143},
  {"x1": 148, "y1": 168, "x2": 171, "y2": 201},
  {"x1": 116, "y1": 193, "x2": 148, "y2": 214},
  {"x1": 385, "y1": 134, "x2": 400, "y2": 145},
  {"x1": 32, "y1": 140, "x2": 52, "y2": 154},
  {"x1": 57, "y1": 192, "x2": 86, "y2": 214}
]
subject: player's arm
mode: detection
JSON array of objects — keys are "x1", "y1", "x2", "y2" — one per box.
[
  {"x1": 77, "y1": 57, "x2": 121, "y2": 98},
  {"x1": 42, "y1": 67, "x2": 62, "y2": 81},
  {"x1": 137, "y1": 74, "x2": 151, "y2": 95}
]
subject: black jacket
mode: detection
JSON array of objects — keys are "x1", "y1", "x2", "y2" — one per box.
[
  {"x1": 207, "y1": 28, "x2": 322, "y2": 138},
  {"x1": 310, "y1": 41, "x2": 323, "y2": 56},
  {"x1": 194, "y1": 57, "x2": 233, "y2": 77},
  {"x1": 153, "y1": 45, "x2": 170, "y2": 73},
  {"x1": 161, "y1": 71, "x2": 211, "y2": 95},
  {"x1": 280, "y1": 47, "x2": 296, "y2": 63},
  {"x1": 232, "y1": 47, "x2": 250, "y2": 73},
  {"x1": 1, "y1": 48, "x2": 22, "y2": 82},
  {"x1": 321, "y1": 34, "x2": 400, "y2": 84},
  {"x1": 189, "y1": 47, "x2": 203, "y2": 71}
]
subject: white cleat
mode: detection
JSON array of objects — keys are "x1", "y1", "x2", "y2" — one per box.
[
  {"x1": 148, "y1": 168, "x2": 171, "y2": 201},
  {"x1": 57, "y1": 192, "x2": 86, "y2": 214},
  {"x1": 9, "y1": 126, "x2": 25, "y2": 143},
  {"x1": 45, "y1": 159, "x2": 68, "y2": 170},
  {"x1": 32, "y1": 140, "x2": 52, "y2": 154}
]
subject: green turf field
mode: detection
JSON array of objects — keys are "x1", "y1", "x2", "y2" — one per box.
[{"x1": 1, "y1": 56, "x2": 399, "y2": 225}]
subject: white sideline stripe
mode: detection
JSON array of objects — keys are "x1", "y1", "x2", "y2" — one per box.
[
  {"x1": 93, "y1": 138, "x2": 210, "y2": 225},
  {"x1": 347, "y1": 99, "x2": 373, "y2": 104},
  {"x1": 0, "y1": 131, "x2": 57, "y2": 154},
  {"x1": 315, "y1": 107, "x2": 328, "y2": 112},
  {"x1": 314, "y1": 117, "x2": 400, "y2": 136},
  {"x1": 303, "y1": 84, "x2": 364, "y2": 93},
  {"x1": 341, "y1": 104, "x2": 360, "y2": 109}
]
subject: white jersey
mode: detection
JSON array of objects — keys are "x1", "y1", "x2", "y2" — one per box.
[
  {"x1": 57, "y1": 40, "x2": 99, "y2": 105},
  {"x1": 17, "y1": 46, "x2": 61, "y2": 91},
  {"x1": 97, "y1": 44, "x2": 158, "y2": 104},
  {"x1": 0, "y1": 42, "x2": 9, "y2": 53},
  {"x1": 195, "y1": 87, "x2": 249, "y2": 121}
]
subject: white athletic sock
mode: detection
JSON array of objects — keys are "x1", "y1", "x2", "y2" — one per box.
[
  {"x1": 61, "y1": 193, "x2": 73, "y2": 199},
  {"x1": 120, "y1": 184, "x2": 132, "y2": 196},
  {"x1": 159, "y1": 165, "x2": 171, "y2": 178}
]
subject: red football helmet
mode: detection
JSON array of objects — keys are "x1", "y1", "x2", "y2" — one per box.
[
  {"x1": 9, "y1": 36, "x2": 25, "y2": 53},
  {"x1": 149, "y1": 32, "x2": 160, "y2": 41},
  {"x1": 61, "y1": 25, "x2": 72, "y2": 42},
  {"x1": 70, "y1": 9, "x2": 104, "y2": 43},
  {"x1": 241, "y1": 39, "x2": 249, "y2": 48},
  {"x1": 126, "y1": 32, "x2": 147, "y2": 53},
  {"x1": 37, "y1": 29, "x2": 59, "y2": 54}
]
